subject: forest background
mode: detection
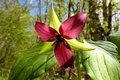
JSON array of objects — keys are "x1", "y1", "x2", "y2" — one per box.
[{"x1": 0, "y1": 0, "x2": 120, "y2": 79}]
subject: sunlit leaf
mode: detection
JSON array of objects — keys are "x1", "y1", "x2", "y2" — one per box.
[
  {"x1": 82, "y1": 41, "x2": 120, "y2": 80},
  {"x1": 9, "y1": 43, "x2": 57, "y2": 80}
]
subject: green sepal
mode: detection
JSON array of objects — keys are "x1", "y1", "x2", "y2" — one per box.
[
  {"x1": 40, "y1": 3, "x2": 61, "y2": 54},
  {"x1": 40, "y1": 42, "x2": 54, "y2": 54},
  {"x1": 49, "y1": 3, "x2": 61, "y2": 32},
  {"x1": 66, "y1": 39, "x2": 94, "y2": 51}
]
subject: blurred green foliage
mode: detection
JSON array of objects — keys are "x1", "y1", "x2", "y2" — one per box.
[
  {"x1": 0, "y1": 1, "x2": 35, "y2": 79},
  {"x1": 108, "y1": 31, "x2": 120, "y2": 56}
]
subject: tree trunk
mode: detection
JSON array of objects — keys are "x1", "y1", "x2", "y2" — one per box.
[
  {"x1": 88, "y1": 0, "x2": 104, "y2": 40},
  {"x1": 103, "y1": 0, "x2": 112, "y2": 40}
]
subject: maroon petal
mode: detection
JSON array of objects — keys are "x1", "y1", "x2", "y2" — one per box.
[
  {"x1": 59, "y1": 12, "x2": 87, "y2": 39},
  {"x1": 54, "y1": 41, "x2": 73, "y2": 68},
  {"x1": 35, "y1": 21, "x2": 58, "y2": 42}
]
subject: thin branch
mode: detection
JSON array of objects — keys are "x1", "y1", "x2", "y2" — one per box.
[
  {"x1": 38, "y1": 0, "x2": 41, "y2": 21},
  {"x1": 68, "y1": 0, "x2": 72, "y2": 18}
]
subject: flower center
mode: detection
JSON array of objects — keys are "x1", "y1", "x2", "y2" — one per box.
[{"x1": 56, "y1": 34, "x2": 64, "y2": 42}]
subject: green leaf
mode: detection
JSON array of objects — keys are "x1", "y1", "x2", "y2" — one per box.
[
  {"x1": 49, "y1": 3, "x2": 61, "y2": 32},
  {"x1": 9, "y1": 43, "x2": 57, "y2": 80},
  {"x1": 108, "y1": 31, "x2": 120, "y2": 56},
  {"x1": 87, "y1": 40, "x2": 118, "y2": 56},
  {"x1": 66, "y1": 39, "x2": 94, "y2": 51},
  {"x1": 82, "y1": 41, "x2": 120, "y2": 80}
]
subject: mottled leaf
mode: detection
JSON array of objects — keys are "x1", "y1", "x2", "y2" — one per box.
[
  {"x1": 82, "y1": 41, "x2": 120, "y2": 80},
  {"x1": 87, "y1": 40, "x2": 118, "y2": 56}
]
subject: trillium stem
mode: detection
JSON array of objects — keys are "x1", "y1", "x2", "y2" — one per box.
[{"x1": 76, "y1": 52, "x2": 81, "y2": 80}]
